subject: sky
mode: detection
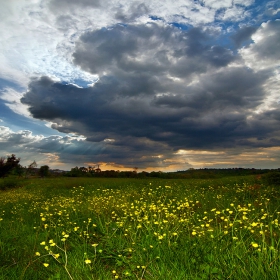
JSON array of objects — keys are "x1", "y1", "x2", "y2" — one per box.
[{"x1": 0, "y1": 0, "x2": 280, "y2": 171}]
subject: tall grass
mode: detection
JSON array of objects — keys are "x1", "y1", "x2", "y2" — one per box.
[{"x1": 0, "y1": 176, "x2": 279, "y2": 279}]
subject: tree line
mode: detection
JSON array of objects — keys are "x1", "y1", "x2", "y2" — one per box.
[
  {"x1": 1, "y1": 153, "x2": 279, "y2": 180},
  {"x1": 66, "y1": 165, "x2": 276, "y2": 179},
  {"x1": 0, "y1": 154, "x2": 50, "y2": 178}
]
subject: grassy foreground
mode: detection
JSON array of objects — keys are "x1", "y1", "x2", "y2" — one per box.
[{"x1": 0, "y1": 176, "x2": 279, "y2": 279}]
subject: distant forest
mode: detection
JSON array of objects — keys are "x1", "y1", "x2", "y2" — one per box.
[
  {"x1": 66, "y1": 166, "x2": 278, "y2": 179},
  {"x1": 1, "y1": 154, "x2": 279, "y2": 179}
]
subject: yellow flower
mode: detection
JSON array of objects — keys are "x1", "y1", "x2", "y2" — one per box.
[
  {"x1": 54, "y1": 253, "x2": 60, "y2": 259},
  {"x1": 92, "y1": 243, "x2": 98, "y2": 247},
  {"x1": 40, "y1": 241, "x2": 46, "y2": 245},
  {"x1": 85, "y1": 259, "x2": 91, "y2": 264},
  {"x1": 35, "y1": 252, "x2": 40, "y2": 256},
  {"x1": 251, "y1": 242, "x2": 259, "y2": 248},
  {"x1": 43, "y1": 263, "x2": 49, "y2": 267}
]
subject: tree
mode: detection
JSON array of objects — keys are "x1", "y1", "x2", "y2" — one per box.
[
  {"x1": 14, "y1": 164, "x2": 25, "y2": 177},
  {"x1": 39, "y1": 165, "x2": 50, "y2": 177},
  {"x1": 25, "y1": 160, "x2": 37, "y2": 178},
  {"x1": 68, "y1": 166, "x2": 81, "y2": 177},
  {"x1": 0, "y1": 154, "x2": 21, "y2": 178}
]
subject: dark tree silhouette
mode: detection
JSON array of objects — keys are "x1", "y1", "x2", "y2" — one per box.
[
  {"x1": 0, "y1": 154, "x2": 21, "y2": 178},
  {"x1": 39, "y1": 165, "x2": 50, "y2": 177}
]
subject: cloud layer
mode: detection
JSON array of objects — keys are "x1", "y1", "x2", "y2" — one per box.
[
  {"x1": 20, "y1": 20, "x2": 280, "y2": 169},
  {"x1": 1, "y1": 0, "x2": 280, "y2": 170}
]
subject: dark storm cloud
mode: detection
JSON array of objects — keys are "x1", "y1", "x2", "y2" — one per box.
[
  {"x1": 21, "y1": 69, "x2": 276, "y2": 157},
  {"x1": 73, "y1": 24, "x2": 236, "y2": 78},
  {"x1": 152, "y1": 67, "x2": 267, "y2": 113},
  {"x1": 231, "y1": 26, "x2": 257, "y2": 47},
  {"x1": 20, "y1": 22, "x2": 280, "y2": 168}
]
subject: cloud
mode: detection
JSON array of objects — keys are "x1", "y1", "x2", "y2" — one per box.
[
  {"x1": 20, "y1": 20, "x2": 280, "y2": 169},
  {"x1": 114, "y1": 3, "x2": 150, "y2": 22},
  {"x1": 240, "y1": 20, "x2": 280, "y2": 70},
  {"x1": 0, "y1": 0, "x2": 97, "y2": 90},
  {"x1": 218, "y1": 5, "x2": 251, "y2": 22},
  {"x1": 0, "y1": 0, "x2": 257, "y2": 89},
  {"x1": 238, "y1": 20, "x2": 280, "y2": 114},
  {"x1": 231, "y1": 26, "x2": 257, "y2": 47},
  {"x1": 49, "y1": 0, "x2": 102, "y2": 11},
  {"x1": 73, "y1": 23, "x2": 235, "y2": 78},
  {"x1": 1, "y1": 125, "x2": 280, "y2": 170},
  {"x1": 0, "y1": 125, "x2": 178, "y2": 170},
  {"x1": 2, "y1": 1, "x2": 280, "y2": 170},
  {"x1": 0, "y1": 125, "x2": 102, "y2": 168},
  {"x1": 47, "y1": 0, "x2": 255, "y2": 26}
]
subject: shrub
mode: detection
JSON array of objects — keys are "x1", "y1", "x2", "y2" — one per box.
[
  {"x1": 262, "y1": 172, "x2": 280, "y2": 186},
  {"x1": 0, "y1": 178, "x2": 22, "y2": 190}
]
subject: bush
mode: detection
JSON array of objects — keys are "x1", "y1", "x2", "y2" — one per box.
[
  {"x1": 0, "y1": 178, "x2": 22, "y2": 190},
  {"x1": 262, "y1": 172, "x2": 280, "y2": 186}
]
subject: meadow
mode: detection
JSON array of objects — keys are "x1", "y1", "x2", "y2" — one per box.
[{"x1": 0, "y1": 176, "x2": 279, "y2": 279}]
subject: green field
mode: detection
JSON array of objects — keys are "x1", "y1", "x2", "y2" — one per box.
[{"x1": 0, "y1": 176, "x2": 279, "y2": 279}]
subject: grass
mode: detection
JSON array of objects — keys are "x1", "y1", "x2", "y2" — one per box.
[{"x1": 0, "y1": 176, "x2": 279, "y2": 279}]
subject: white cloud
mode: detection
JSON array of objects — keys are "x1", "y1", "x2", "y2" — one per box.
[
  {"x1": 240, "y1": 20, "x2": 280, "y2": 70},
  {"x1": 239, "y1": 20, "x2": 280, "y2": 113},
  {"x1": 0, "y1": 88, "x2": 31, "y2": 117},
  {"x1": 219, "y1": 6, "x2": 251, "y2": 21},
  {"x1": 0, "y1": 125, "x2": 92, "y2": 168},
  {"x1": 233, "y1": 0, "x2": 255, "y2": 6},
  {"x1": 203, "y1": 0, "x2": 232, "y2": 9},
  {"x1": 0, "y1": 126, "x2": 44, "y2": 145},
  {"x1": 0, "y1": 0, "x2": 96, "y2": 88}
]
